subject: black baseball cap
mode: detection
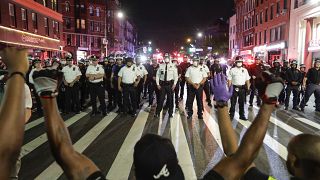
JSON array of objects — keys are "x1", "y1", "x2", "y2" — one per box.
[
  {"x1": 66, "y1": 57, "x2": 73, "y2": 61},
  {"x1": 134, "y1": 134, "x2": 185, "y2": 180}
]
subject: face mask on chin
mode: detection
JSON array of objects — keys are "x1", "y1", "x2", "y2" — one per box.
[
  {"x1": 61, "y1": 61, "x2": 66, "y2": 65},
  {"x1": 193, "y1": 61, "x2": 199, "y2": 67},
  {"x1": 236, "y1": 62, "x2": 242, "y2": 67},
  {"x1": 164, "y1": 58, "x2": 170, "y2": 63}
]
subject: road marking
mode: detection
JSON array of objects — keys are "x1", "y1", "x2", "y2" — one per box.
[
  {"x1": 170, "y1": 112, "x2": 197, "y2": 179},
  {"x1": 35, "y1": 112, "x2": 118, "y2": 179},
  {"x1": 295, "y1": 117, "x2": 320, "y2": 130},
  {"x1": 106, "y1": 104, "x2": 149, "y2": 180},
  {"x1": 25, "y1": 117, "x2": 44, "y2": 131},
  {"x1": 21, "y1": 112, "x2": 88, "y2": 158}
]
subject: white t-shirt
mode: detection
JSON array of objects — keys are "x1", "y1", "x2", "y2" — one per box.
[
  {"x1": 25, "y1": 84, "x2": 32, "y2": 109},
  {"x1": 28, "y1": 68, "x2": 41, "y2": 84},
  {"x1": 85, "y1": 64, "x2": 105, "y2": 83},
  {"x1": 118, "y1": 65, "x2": 139, "y2": 84},
  {"x1": 185, "y1": 65, "x2": 208, "y2": 84},
  {"x1": 227, "y1": 67, "x2": 251, "y2": 86},
  {"x1": 62, "y1": 65, "x2": 82, "y2": 83}
]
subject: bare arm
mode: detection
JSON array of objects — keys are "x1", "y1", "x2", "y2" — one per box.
[
  {"x1": 245, "y1": 80, "x2": 250, "y2": 90},
  {"x1": 213, "y1": 104, "x2": 274, "y2": 179},
  {"x1": 0, "y1": 48, "x2": 28, "y2": 179},
  {"x1": 41, "y1": 98, "x2": 99, "y2": 179},
  {"x1": 228, "y1": 80, "x2": 232, "y2": 87},
  {"x1": 200, "y1": 77, "x2": 207, "y2": 85}
]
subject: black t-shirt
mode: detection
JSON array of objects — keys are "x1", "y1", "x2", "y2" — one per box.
[
  {"x1": 104, "y1": 64, "x2": 114, "y2": 79},
  {"x1": 202, "y1": 170, "x2": 224, "y2": 180},
  {"x1": 307, "y1": 68, "x2": 320, "y2": 84},
  {"x1": 86, "y1": 171, "x2": 106, "y2": 180},
  {"x1": 202, "y1": 167, "x2": 272, "y2": 180}
]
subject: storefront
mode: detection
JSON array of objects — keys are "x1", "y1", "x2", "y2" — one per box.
[
  {"x1": 253, "y1": 45, "x2": 267, "y2": 62},
  {"x1": 0, "y1": 25, "x2": 62, "y2": 59},
  {"x1": 266, "y1": 41, "x2": 287, "y2": 64}
]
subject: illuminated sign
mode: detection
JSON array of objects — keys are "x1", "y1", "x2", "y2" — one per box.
[
  {"x1": 308, "y1": 39, "x2": 320, "y2": 52},
  {"x1": 22, "y1": 34, "x2": 45, "y2": 44},
  {"x1": 240, "y1": 50, "x2": 252, "y2": 55},
  {"x1": 253, "y1": 45, "x2": 266, "y2": 52},
  {"x1": 266, "y1": 41, "x2": 286, "y2": 51}
]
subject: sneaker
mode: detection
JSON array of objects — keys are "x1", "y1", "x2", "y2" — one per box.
[
  {"x1": 249, "y1": 104, "x2": 253, "y2": 107},
  {"x1": 292, "y1": 107, "x2": 300, "y2": 111},
  {"x1": 300, "y1": 108, "x2": 304, "y2": 112},
  {"x1": 131, "y1": 113, "x2": 137, "y2": 117}
]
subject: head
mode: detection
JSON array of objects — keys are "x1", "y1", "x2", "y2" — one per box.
[
  {"x1": 136, "y1": 58, "x2": 141, "y2": 65},
  {"x1": 125, "y1": 57, "x2": 133, "y2": 67},
  {"x1": 286, "y1": 134, "x2": 320, "y2": 179},
  {"x1": 34, "y1": 59, "x2": 42, "y2": 68},
  {"x1": 66, "y1": 58, "x2": 73, "y2": 66},
  {"x1": 300, "y1": 64, "x2": 306, "y2": 72},
  {"x1": 109, "y1": 58, "x2": 115, "y2": 65},
  {"x1": 283, "y1": 60, "x2": 289, "y2": 67},
  {"x1": 172, "y1": 59, "x2": 178, "y2": 66},
  {"x1": 214, "y1": 58, "x2": 220, "y2": 64},
  {"x1": 255, "y1": 57, "x2": 261, "y2": 65},
  {"x1": 200, "y1": 58, "x2": 205, "y2": 65},
  {"x1": 116, "y1": 58, "x2": 123, "y2": 65},
  {"x1": 235, "y1": 56, "x2": 243, "y2": 67},
  {"x1": 90, "y1": 56, "x2": 98, "y2": 65},
  {"x1": 290, "y1": 60, "x2": 297, "y2": 69},
  {"x1": 183, "y1": 56, "x2": 188, "y2": 62},
  {"x1": 134, "y1": 134, "x2": 184, "y2": 180},
  {"x1": 273, "y1": 60, "x2": 281, "y2": 68},
  {"x1": 192, "y1": 59, "x2": 199, "y2": 67},
  {"x1": 152, "y1": 59, "x2": 158, "y2": 66},
  {"x1": 315, "y1": 59, "x2": 320, "y2": 69},
  {"x1": 164, "y1": 53, "x2": 171, "y2": 64}
]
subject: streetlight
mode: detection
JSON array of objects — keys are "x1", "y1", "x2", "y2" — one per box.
[
  {"x1": 148, "y1": 41, "x2": 152, "y2": 45},
  {"x1": 181, "y1": 46, "x2": 184, "y2": 50},
  {"x1": 187, "y1": 38, "x2": 192, "y2": 43},
  {"x1": 197, "y1": 32, "x2": 203, "y2": 38},
  {"x1": 117, "y1": 11, "x2": 124, "y2": 19}
]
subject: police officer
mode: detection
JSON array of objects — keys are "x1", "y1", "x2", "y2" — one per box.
[
  {"x1": 111, "y1": 55, "x2": 124, "y2": 113},
  {"x1": 228, "y1": 56, "x2": 251, "y2": 120},
  {"x1": 279, "y1": 59, "x2": 290, "y2": 104},
  {"x1": 200, "y1": 57, "x2": 212, "y2": 107},
  {"x1": 270, "y1": 59, "x2": 282, "y2": 77},
  {"x1": 248, "y1": 57, "x2": 265, "y2": 107},
  {"x1": 136, "y1": 56, "x2": 148, "y2": 108},
  {"x1": 300, "y1": 59, "x2": 320, "y2": 112},
  {"x1": 118, "y1": 57, "x2": 140, "y2": 116},
  {"x1": 143, "y1": 58, "x2": 152, "y2": 99},
  {"x1": 28, "y1": 58, "x2": 43, "y2": 116},
  {"x1": 185, "y1": 57, "x2": 208, "y2": 119},
  {"x1": 298, "y1": 64, "x2": 307, "y2": 104},
  {"x1": 179, "y1": 55, "x2": 190, "y2": 99},
  {"x1": 78, "y1": 59, "x2": 88, "y2": 110},
  {"x1": 171, "y1": 58, "x2": 181, "y2": 109},
  {"x1": 62, "y1": 57, "x2": 82, "y2": 114},
  {"x1": 155, "y1": 54, "x2": 178, "y2": 118},
  {"x1": 86, "y1": 55, "x2": 106, "y2": 116},
  {"x1": 210, "y1": 58, "x2": 227, "y2": 77},
  {"x1": 148, "y1": 59, "x2": 160, "y2": 107},
  {"x1": 284, "y1": 60, "x2": 302, "y2": 110},
  {"x1": 104, "y1": 55, "x2": 115, "y2": 111}
]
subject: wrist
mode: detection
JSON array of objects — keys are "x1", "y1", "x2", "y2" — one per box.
[
  {"x1": 8, "y1": 71, "x2": 26, "y2": 81},
  {"x1": 216, "y1": 100, "x2": 228, "y2": 108}
]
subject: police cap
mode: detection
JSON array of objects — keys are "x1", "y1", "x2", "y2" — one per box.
[
  {"x1": 273, "y1": 59, "x2": 281, "y2": 64},
  {"x1": 300, "y1": 64, "x2": 306, "y2": 68},
  {"x1": 125, "y1": 57, "x2": 134, "y2": 63},
  {"x1": 66, "y1": 56, "x2": 73, "y2": 61},
  {"x1": 290, "y1": 60, "x2": 298, "y2": 65},
  {"x1": 315, "y1": 58, "x2": 320, "y2": 63},
  {"x1": 33, "y1": 58, "x2": 41, "y2": 63},
  {"x1": 90, "y1": 55, "x2": 98, "y2": 61},
  {"x1": 235, "y1": 56, "x2": 243, "y2": 62}
]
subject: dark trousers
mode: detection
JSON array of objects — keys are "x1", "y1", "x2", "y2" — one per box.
[
  {"x1": 156, "y1": 83, "x2": 174, "y2": 115},
  {"x1": 174, "y1": 80, "x2": 180, "y2": 107},
  {"x1": 65, "y1": 83, "x2": 80, "y2": 113},
  {"x1": 122, "y1": 83, "x2": 137, "y2": 113},
  {"x1": 285, "y1": 85, "x2": 299, "y2": 108},
  {"x1": 144, "y1": 81, "x2": 149, "y2": 97},
  {"x1": 137, "y1": 81, "x2": 144, "y2": 107},
  {"x1": 57, "y1": 84, "x2": 66, "y2": 112},
  {"x1": 230, "y1": 86, "x2": 246, "y2": 117},
  {"x1": 89, "y1": 82, "x2": 106, "y2": 114},
  {"x1": 30, "y1": 85, "x2": 43, "y2": 115},
  {"x1": 203, "y1": 80, "x2": 211, "y2": 104},
  {"x1": 80, "y1": 81, "x2": 88, "y2": 108},
  {"x1": 179, "y1": 79, "x2": 186, "y2": 98},
  {"x1": 249, "y1": 85, "x2": 261, "y2": 106},
  {"x1": 300, "y1": 84, "x2": 320, "y2": 111},
  {"x1": 148, "y1": 81, "x2": 160, "y2": 106},
  {"x1": 105, "y1": 80, "x2": 114, "y2": 108},
  {"x1": 113, "y1": 79, "x2": 123, "y2": 111},
  {"x1": 187, "y1": 85, "x2": 204, "y2": 117},
  {"x1": 279, "y1": 88, "x2": 286, "y2": 104}
]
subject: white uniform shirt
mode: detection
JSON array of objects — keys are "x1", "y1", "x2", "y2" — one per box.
[
  {"x1": 185, "y1": 65, "x2": 208, "y2": 84},
  {"x1": 227, "y1": 67, "x2": 250, "y2": 86},
  {"x1": 25, "y1": 84, "x2": 32, "y2": 109},
  {"x1": 118, "y1": 65, "x2": 139, "y2": 84},
  {"x1": 28, "y1": 68, "x2": 41, "y2": 84},
  {"x1": 136, "y1": 64, "x2": 148, "y2": 77},
  {"x1": 156, "y1": 63, "x2": 178, "y2": 86},
  {"x1": 201, "y1": 64, "x2": 210, "y2": 75},
  {"x1": 86, "y1": 64, "x2": 105, "y2": 83},
  {"x1": 62, "y1": 65, "x2": 82, "y2": 83}
]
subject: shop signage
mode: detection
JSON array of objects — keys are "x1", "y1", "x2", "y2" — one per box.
[
  {"x1": 240, "y1": 50, "x2": 252, "y2": 56},
  {"x1": 22, "y1": 34, "x2": 45, "y2": 44},
  {"x1": 253, "y1": 45, "x2": 266, "y2": 53},
  {"x1": 308, "y1": 39, "x2": 320, "y2": 52},
  {"x1": 266, "y1": 41, "x2": 286, "y2": 51}
]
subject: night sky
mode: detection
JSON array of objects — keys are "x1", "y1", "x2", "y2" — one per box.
[{"x1": 121, "y1": 0, "x2": 235, "y2": 51}]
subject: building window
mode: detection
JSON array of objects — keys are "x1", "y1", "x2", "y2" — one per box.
[
  {"x1": 52, "y1": 20, "x2": 59, "y2": 38},
  {"x1": 90, "y1": 21, "x2": 94, "y2": 31},
  {"x1": 51, "y1": 0, "x2": 57, "y2": 11},
  {"x1": 21, "y1": 8, "x2": 28, "y2": 30},
  {"x1": 80, "y1": 4, "x2": 85, "y2": 13},
  {"x1": 90, "y1": 36, "x2": 94, "y2": 47},
  {"x1": 276, "y1": 1, "x2": 280, "y2": 15},
  {"x1": 260, "y1": 12, "x2": 263, "y2": 24},
  {"x1": 283, "y1": 0, "x2": 287, "y2": 9},
  {"x1": 89, "y1": 6, "x2": 93, "y2": 16},
  {"x1": 259, "y1": 32, "x2": 262, "y2": 45},
  {"x1": 270, "y1": 5, "x2": 274, "y2": 20},
  {"x1": 44, "y1": 18, "x2": 49, "y2": 36},
  {"x1": 81, "y1": 19, "x2": 86, "y2": 29},
  {"x1": 9, "y1": 3, "x2": 16, "y2": 27},
  {"x1": 255, "y1": 14, "x2": 258, "y2": 26},
  {"x1": 96, "y1": 22, "x2": 101, "y2": 32},
  {"x1": 76, "y1": 35, "x2": 80, "y2": 46},
  {"x1": 260, "y1": 0, "x2": 263, "y2": 4},
  {"x1": 82, "y1": 35, "x2": 87, "y2": 47},
  {"x1": 67, "y1": 34, "x2": 72, "y2": 46},
  {"x1": 43, "y1": 0, "x2": 47, "y2": 7},
  {"x1": 265, "y1": 8, "x2": 268, "y2": 22},
  {"x1": 66, "y1": 18, "x2": 71, "y2": 29},
  {"x1": 96, "y1": 8, "x2": 100, "y2": 17},
  {"x1": 76, "y1": 19, "x2": 80, "y2": 29},
  {"x1": 264, "y1": 30, "x2": 267, "y2": 43},
  {"x1": 65, "y1": 2, "x2": 70, "y2": 12},
  {"x1": 94, "y1": 37, "x2": 98, "y2": 47},
  {"x1": 32, "y1": 12, "x2": 38, "y2": 30}
]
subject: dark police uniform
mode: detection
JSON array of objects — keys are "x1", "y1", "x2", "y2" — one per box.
[
  {"x1": 201, "y1": 61, "x2": 212, "y2": 107},
  {"x1": 79, "y1": 61, "x2": 89, "y2": 109},
  {"x1": 118, "y1": 61, "x2": 140, "y2": 116},
  {"x1": 284, "y1": 60, "x2": 302, "y2": 110},
  {"x1": 155, "y1": 62, "x2": 178, "y2": 117},
  {"x1": 300, "y1": 60, "x2": 320, "y2": 112},
  {"x1": 86, "y1": 60, "x2": 106, "y2": 116},
  {"x1": 136, "y1": 63, "x2": 148, "y2": 107},
  {"x1": 279, "y1": 60, "x2": 290, "y2": 104},
  {"x1": 104, "y1": 58, "x2": 115, "y2": 111},
  {"x1": 298, "y1": 64, "x2": 307, "y2": 104},
  {"x1": 179, "y1": 59, "x2": 190, "y2": 99},
  {"x1": 147, "y1": 62, "x2": 160, "y2": 106},
  {"x1": 112, "y1": 63, "x2": 124, "y2": 112},
  {"x1": 248, "y1": 62, "x2": 265, "y2": 106}
]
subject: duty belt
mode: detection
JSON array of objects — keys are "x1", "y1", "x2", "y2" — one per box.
[
  {"x1": 233, "y1": 85, "x2": 245, "y2": 92},
  {"x1": 160, "y1": 80, "x2": 173, "y2": 86},
  {"x1": 122, "y1": 83, "x2": 134, "y2": 86}
]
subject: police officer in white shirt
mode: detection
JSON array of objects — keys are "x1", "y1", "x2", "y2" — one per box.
[
  {"x1": 200, "y1": 57, "x2": 212, "y2": 107},
  {"x1": 227, "y1": 56, "x2": 251, "y2": 120},
  {"x1": 86, "y1": 55, "x2": 107, "y2": 116},
  {"x1": 118, "y1": 57, "x2": 141, "y2": 117},
  {"x1": 185, "y1": 57, "x2": 208, "y2": 119},
  {"x1": 155, "y1": 53, "x2": 178, "y2": 118},
  {"x1": 62, "y1": 57, "x2": 82, "y2": 114},
  {"x1": 28, "y1": 58, "x2": 43, "y2": 116},
  {"x1": 136, "y1": 56, "x2": 148, "y2": 108}
]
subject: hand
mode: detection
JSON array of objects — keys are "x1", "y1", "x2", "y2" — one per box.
[
  {"x1": 291, "y1": 81, "x2": 298, "y2": 86},
  {"x1": 89, "y1": 76, "x2": 94, "y2": 81},
  {"x1": 111, "y1": 83, "x2": 114, "y2": 89},
  {"x1": 64, "y1": 81, "x2": 68, "y2": 86},
  {"x1": 255, "y1": 70, "x2": 284, "y2": 104},
  {"x1": 302, "y1": 85, "x2": 306, "y2": 91},
  {"x1": 118, "y1": 86, "x2": 122, "y2": 92},
  {"x1": 252, "y1": 76, "x2": 256, "y2": 79},
  {"x1": 157, "y1": 85, "x2": 161, "y2": 90},
  {"x1": 70, "y1": 82, "x2": 74, "y2": 87},
  {"x1": 171, "y1": 85, "x2": 176, "y2": 91},
  {"x1": 33, "y1": 68, "x2": 61, "y2": 97},
  {"x1": 193, "y1": 83, "x2": 199, "y2": 89},
  {"x1": 134, "y1": 82, "x2": 139, "y2": 87},
  {"x1": 211, "y1": 73, "x2": 233, "y2": 102},
  {"x1": 0, "y1": 47, "x2": 29, "y2": 74}
]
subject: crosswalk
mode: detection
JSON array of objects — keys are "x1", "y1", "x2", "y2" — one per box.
[{"x1": 19, "y1": 99, "x2": 320, "y2": 180}]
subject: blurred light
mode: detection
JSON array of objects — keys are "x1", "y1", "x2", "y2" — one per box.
[
  {"x1": 197, "y1": 32, "x2": 203, "y2": 38},
  {"x1": 181, "y1": 46, "x2": 184, "y2": 50},
  {"x1": 187, "y1": 38, "x2": 191, "y2": 43},
  {"x1": 140, "y1": 55, "x2": 147, "y2": 62},
  {"x1": 117, "y1": 11, "x2": 124, "y2": 19},
  {"x1": 148, "y1": 41, "x2": 152, "y2": 45},
  {"x1": 220, "y1": 57, "x2": 227, "y2": 64}
]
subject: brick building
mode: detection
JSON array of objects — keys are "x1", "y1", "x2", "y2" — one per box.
[
  {"x1": 61, "y1": 0, "x2": 106, "y2": 61},
  {"x1": 229, "y1": 14, "x2": 238, "y2": 58},
  {"x1": 0, "y1": 0, "x2": 63, "y2": 59}
]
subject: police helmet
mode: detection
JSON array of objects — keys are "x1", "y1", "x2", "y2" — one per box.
[
  {"x1": 235, "y1": 56, "x2": 243, "y2": 62},
  {"x1": 66, "y1": 56, "x2": 73, "y2": 61},
  {"x1": 283, "y1": 59, "x2": 289, "y2": 63},
  {"x1": 300, "y1": 64, "x2": 306, "y2": 68},
  {"x1": 273, "y1": 59, "x2": 281, "y2": 64},
  {"x1": 290, "y1": 60, "x2": 298, "y2": 65},
  {"x1": 89, "y1": 55, "x2": 98, "y2": 61},
  {"x1": 115, "y1": 54, "x2": 123, "y2": 60},
  {"x1": 33, "y1": 57, "x2": 41, "y2": 64},
  {"x1": 78, "y1": 59, "x2": 85, "y2": 65},
  {"x1": 125, "y1": 57, "x2": 134, "y2": 63}
]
